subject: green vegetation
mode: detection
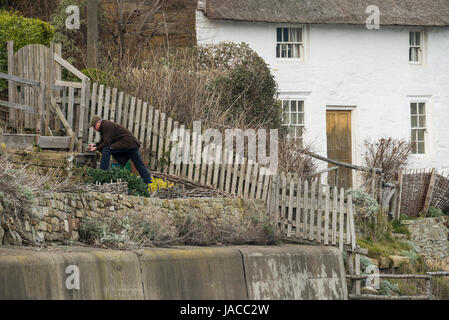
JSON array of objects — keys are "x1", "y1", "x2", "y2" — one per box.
[
  {"x1": 198, "y1": 42, "x2": 282, "y2": 129},
  {"x1": 82, "y1": 68, "x2": 119, "y2": 88},
  {"x1": 81, "y1": 167, "x2": 150, "y2": 197},
  {"x1": 0, "y1": 10, "x2": 54, "y2": 92}
]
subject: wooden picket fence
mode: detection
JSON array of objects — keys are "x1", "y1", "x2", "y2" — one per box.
[
  {"x1": 86, "y1": 82, "x2": 272, "y2": 200},
  {"x1": 266, "y1": 173, "x2": 357, "y2": 252}
]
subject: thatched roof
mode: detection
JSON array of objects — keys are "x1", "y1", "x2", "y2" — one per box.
[{"x1": 200, "y1": 0, "x2": 449, "y2": 26}]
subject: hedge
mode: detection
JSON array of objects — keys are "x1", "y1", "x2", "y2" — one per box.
[{"x1": 0, "y1": 10, "x2": 54, "y2": 92}]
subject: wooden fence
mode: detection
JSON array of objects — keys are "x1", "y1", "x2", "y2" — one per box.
[
  {"x1": 266, "y1": 173, "x2": 357, "y2": 252},
  {"x1": 398, "y1": 168, "x2": 449, "y2": 217},
  {"x1": 85, "y1": 82, "x2": 272, "y2": 200}
]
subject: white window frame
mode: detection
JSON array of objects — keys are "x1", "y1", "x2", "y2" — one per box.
[
  {"x1": 410, "y1": 100, "x2": 427, "y2": 154},
  {"x1": 281, "y1": 98, "x2": 306, "y2": 144},
  {"x1": 275, "y1": 26, "x2": 305, "y2": 61},
  {"x1": 409, "y1": 30, "x2": 424, "y2": 64}
]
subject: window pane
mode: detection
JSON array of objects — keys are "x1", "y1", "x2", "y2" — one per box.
[
  {"x1": 287, "y1": 44, "x2": 292, "y2": 58},
  {"x1": 419, "y1": 103, "x2": 425, "y2": 114},
  {"x1": 411, "y1": 103, "x2": 417, "y2": 115},
  {"x1": 418, "y1": 142, "x2": 425, "y2": 154},
  {"x1": 276, "y1": 44, "x2": 280, "y2": 58},
  {"x1": 282, "y1": 44, "x2": 287, "y2": 58},
  {"x1": 417, "y1": 129, "x2": 425, "y2": 141},
  {"x1": 411, "y1": 115, "x2": 418, "y2": 127},
  {"x1": 410, "y1": 32, "x2": 415, "y2": 45},
  {"x1": 283, "y1": 28, "x2": 289, "y2": 42},
  {"x1": 291, "y1": 100, "x2": 297, "y2": 112},
  {"x1": 291, "y1": 114, "x2": 298, "y2": 125},
  {"x1": 277, "y1": 28, "x2": 282, "y2": 42},
  {"x1": 298, "y1": 113, "x2": 304, "y2": 125},
  {"x1": 415, "y1": 32, "x2": 421, "y2": 45},
  {"x1": 297, "y1": 28, "x2": 303, "y2": 42},
  {"x1": 289, "y1": 28, "x2": 297, "y2": 42},
  {"x1": 411, "y1": 129, "x2": 417, "y2": 141},
  {"x1": 419, "y1": 116, "x2": 426, "y2": 127},
  {"x1": 298, "y1": 101, "x2": 304, "y2": 112}
]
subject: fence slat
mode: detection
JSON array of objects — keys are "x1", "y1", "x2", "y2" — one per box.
[
  {"x1": 309, "y1": 180, "x2": 316, "y2": 240},
  {"x1": 103, "y1": 87, "x2": 111, "y2": 121},
  {"x1": 201, "y1": 143, "x2": 209, "y2": 184},
  {"x1": 256, "y1": 167, "x2": 264, "y2": 199},
  {"x1": 332, "y1": 187, "x2": 338, "y2": 245},
  {"x1": 128, "y1": 96, "x2": 136, "y2": 132},
  {"x1": 324, "y1": 185, "x2": 330, "y2": 245},
  {"x1": 317, "y1": 181, "x2": 323, "y2": 243},
  {"x1": 139, "y1": 102, "x2": 148, "y2": 144},
  {"x1": 339, "y1": 187, "x2": 345, "y2": 252},
  {"x1": 287, "y1": 177, "x2": 294, "y2": 237},
  {"x1": 347, "y1": 194, "x2": 352, "y2": 244},
  {"x1": 250, "y1": 162, "x2": 259, "y2": 199},
  {"x1": 95, "y1": 84, "x2": 104, "y2": 141},
  {"x1": 207, "y1": 145, "x2": 216, "y2": 186},
  {"x1": 169, "y1": 121, "x2": 179, "y2": 175},
  {"x1": 302, "y1": 180, "x2": 308, "y2": 238},
  {"x1": 122, "y1": 94, "x2": 130, "y2": 128},
  {"x1": 164, "y1": 116, "x2": 173, "y2": 174},
  {"x1": 231, "y1": 155, "x2": 240, "y2": 194},
  {"x1": 110, "y1": 88, "x2": 117, "y2": 122},
  {"x1": 88, "y1": 83, "x2": 98, "y2": 143},
  {"x1": 295, "y1": 179, "x2": 302, "y2": 239},
  {"x1": 151, "y1": 109, "x2": 160, "y2": 171},
  {"x1": 224, "y1": 150, "x2": 234, "y2": 193},
  {"x1": 145, "y1": 105, "x2": 154, "y2": 162},
  {"x1": 188, "y1": 127, "x2": 197, "y2": 181},
  {"x1": 116, "y1": 92, "x2": 124, "y2": 125},
  {"x1": 180, "y1": 125, "x2": 189, "y2": 178},
  {"x1": 280, "y1": 174, "x2": 287, "y2": 233},
  {"x1": 67, "y1": 87, "x2": 74, "y2": 128},
  {"x1": 133, "y1": 99, "x2": 142, "y2": 138}
]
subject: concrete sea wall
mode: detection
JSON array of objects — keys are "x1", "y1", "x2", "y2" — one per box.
[{"x1": 0, "y1": 244, "x2": 348, "y2": 300}]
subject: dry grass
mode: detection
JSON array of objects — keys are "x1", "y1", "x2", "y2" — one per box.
[{"x1": 79, "y1": 202, "x2": 280, "y2": 249}]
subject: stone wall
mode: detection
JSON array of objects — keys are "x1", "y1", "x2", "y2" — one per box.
[
  {"x1": 402, "y1": 217, "x2": 449, "y2": 261},
  {"x1": 1, "y1": 191, "x2": 266, "y2": 245}
]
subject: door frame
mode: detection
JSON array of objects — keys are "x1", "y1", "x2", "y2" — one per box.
[{"x1": 326, "y1": 105, "x2": 360, "y2": 187}]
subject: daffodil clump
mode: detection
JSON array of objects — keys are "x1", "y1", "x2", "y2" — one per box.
[{"x1": 148, "y1": 178, "x2": 174, "y2": 193}]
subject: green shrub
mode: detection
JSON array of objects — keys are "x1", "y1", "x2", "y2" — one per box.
[
  {"x1": 198, "y1": 42, "x2": 282, "y2": 129},
  {"x1": 84, "y1": 167, "x2": 150, "y2": 197},
  {"x1": 0, "y1": 10, "x2": 54, "y2": 92},
  {"x1": 427, "y1": 206, "x2": 444, "y2": 217},
  {"x1": 82, "y1": 68, "x2": 119, "y2": 87}
]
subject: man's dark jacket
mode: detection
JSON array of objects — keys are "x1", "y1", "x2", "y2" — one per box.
[{"x1": 95, "y1": 120, "x2": 141, "y2": 151}]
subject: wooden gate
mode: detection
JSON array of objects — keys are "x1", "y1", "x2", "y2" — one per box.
[
  {"x1": 7, "y1": 42, "x2": 61, "y2": 132},
  {"x1": 4, "y1": 41, "x2": 90, "y2": 151}
]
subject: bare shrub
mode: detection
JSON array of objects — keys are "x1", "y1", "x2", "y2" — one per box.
[
  {"x1": 106, "y1": 43, "x2": 282, "y2": 131},
  {"x1": 277, "y1": 137, "x2": 317, "y2": 180},
  {"x1": 363, "y1": 138, "x2": 414, "y2": 183}
]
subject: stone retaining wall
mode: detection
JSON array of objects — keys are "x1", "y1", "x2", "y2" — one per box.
[
  {"x1": 402, "y1": 217, "x2": 449, "y2": 261},
  {"x1": 1, "y1": 191, "x2": 266, "y2": 245}
]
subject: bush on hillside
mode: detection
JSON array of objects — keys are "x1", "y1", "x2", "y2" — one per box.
[{"x1": 0, "y1": 10, "x2": 54, "y2": 93}]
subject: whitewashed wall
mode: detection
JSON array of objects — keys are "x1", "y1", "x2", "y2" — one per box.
[{"x1": 196, "y1": 10, "x2": 449, "y2": 181}]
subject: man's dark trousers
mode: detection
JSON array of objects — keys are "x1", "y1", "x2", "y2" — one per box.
[{"x1": 100, "y1": 146, "x2": 152, "y2": 184}]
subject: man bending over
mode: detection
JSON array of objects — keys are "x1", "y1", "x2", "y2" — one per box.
[{"x1": 88, "y1": 115, "x2": 153, "y2": 184}]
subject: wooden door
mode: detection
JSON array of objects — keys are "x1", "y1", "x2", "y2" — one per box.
[{"x1": 326, "y1": 110, "x2": 352, "y2": 188}]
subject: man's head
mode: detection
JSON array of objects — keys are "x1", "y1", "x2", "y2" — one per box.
[{"x1": 90, "y1": 115, "x2": 102, "y2": 131}]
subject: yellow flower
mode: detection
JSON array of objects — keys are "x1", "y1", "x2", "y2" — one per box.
[
  {"x1": 148, "y1": 178, "x2": 174, "y2": 193},
  {"x1": 0, "y1": 143, "x2": 6, "y2": 149}
]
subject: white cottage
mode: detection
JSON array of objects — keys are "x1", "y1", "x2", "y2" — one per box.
[{"x1": 195, "y1": 0, "x2": 449, "y2": 186}]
